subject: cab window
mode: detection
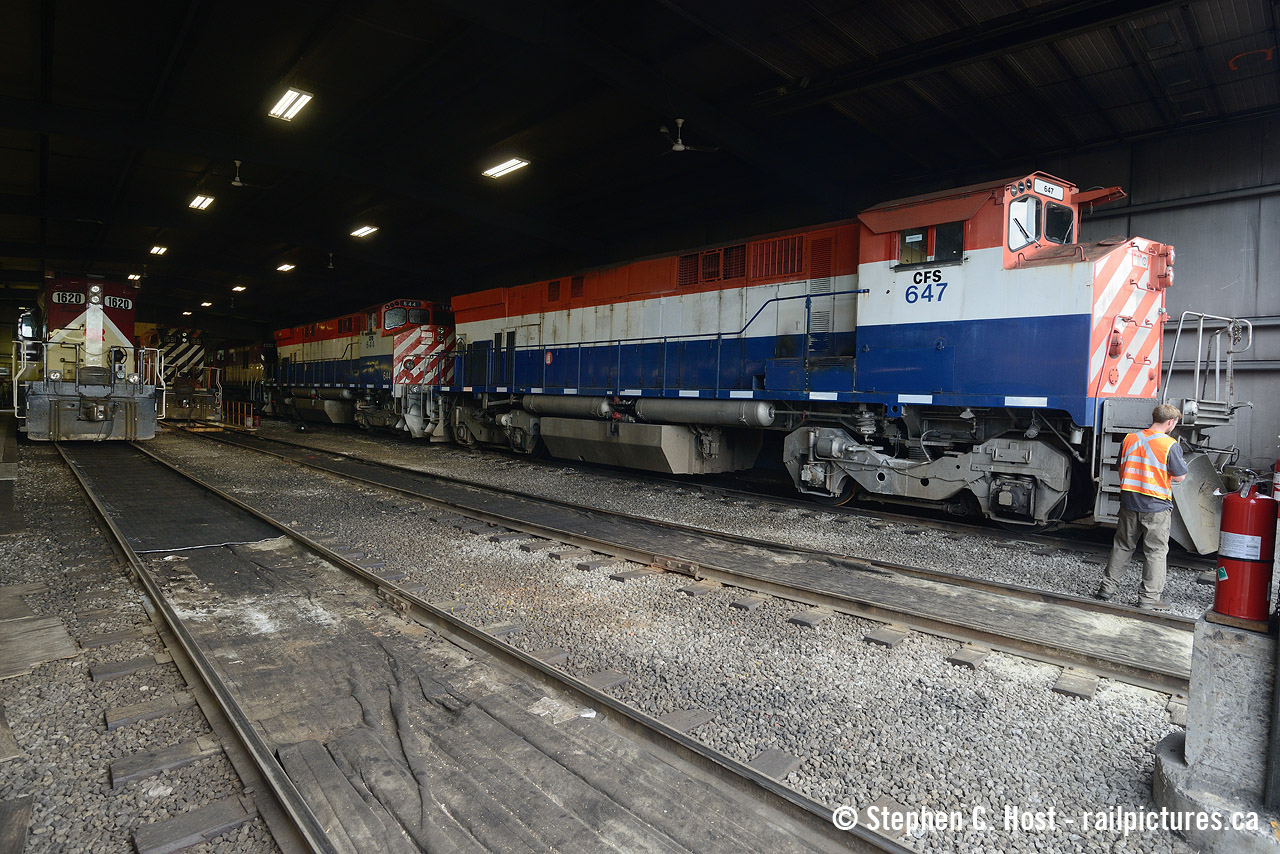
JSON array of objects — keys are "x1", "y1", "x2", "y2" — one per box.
[
  {"x1": 897, "y1": 221, "x2": 963, "y2": 266},
  {"x1": 1008, "y1": 196, "x2": 1041, "y2": 251},
  {"x1": 1045, "y1": 202, "x2": 1075, "y2": 244},
  {"x1": 384, "y1": 307, "x2": 407, "y2": 330},
  {"x1": 407, "y1": 308, "x2": 427, "y2": 324},
  {"x1": 899, "y1": 228, "x2": 927, "y2": 265},
  {"x1": 934, "y1": 221, "x2": 963, "y2": 262}
]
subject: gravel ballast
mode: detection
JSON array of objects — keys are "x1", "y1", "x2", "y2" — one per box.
[
  {"x1": 246, "y1": 420, "x2": 1216, "y2": 617},
  {"x1": 143, "y1": 424, "x2": 1205, "y2": 854}
]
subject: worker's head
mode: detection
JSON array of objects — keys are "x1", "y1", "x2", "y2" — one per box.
[{"x1": 1151, "y1": 403, "x2": 1181, "y2": 431}]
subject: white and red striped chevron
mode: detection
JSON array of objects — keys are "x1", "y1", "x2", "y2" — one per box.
[
  {"x1": 393, "y1": 326, "x2": 455, "y2": 386},
  {"x1": 1088, "y1": 237, "x2": 1168, "y2": 400}
]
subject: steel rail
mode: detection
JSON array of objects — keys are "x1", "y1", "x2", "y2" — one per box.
[
  {"x1": 55, "y1": 443, "x2": 341, "y2": 854},
  {"x1": 187, "y1": 425, "x2": 1194, "y2": 629},
  {"x1": 124, "y1": 440, "x2": 904, "y2": 853},
  {"x1": 177, "y1": 426, "x2": 1193, "y2": 694}
]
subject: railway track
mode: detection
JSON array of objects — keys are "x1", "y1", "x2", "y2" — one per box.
[
  {"x1": 175, "y1": 425, "x2": 1195, "y2": 695},
  {"x1": 58, "y1": 439, "x2": 900, "y2": 853},
  {"x1": 236, "y1": 418, "x2": 1215, "y2": 572}
]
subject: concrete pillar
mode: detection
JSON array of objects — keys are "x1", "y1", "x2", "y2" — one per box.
[{"x1": 1153, "y1": 615, "x2": 1280, "y2": 851}]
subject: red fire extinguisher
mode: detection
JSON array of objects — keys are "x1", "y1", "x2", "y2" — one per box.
[{"x1": 1214, "y1": 483, "x2": 1278, "y2": 622}]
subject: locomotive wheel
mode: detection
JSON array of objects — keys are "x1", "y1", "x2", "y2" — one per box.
[{"x1": 808, "y1": 478, "x2": 857, "y2": 506}]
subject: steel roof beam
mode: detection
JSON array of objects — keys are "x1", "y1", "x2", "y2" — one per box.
[{"x1": 755, "y1": 0, "x2": 1184, "y2": 115}]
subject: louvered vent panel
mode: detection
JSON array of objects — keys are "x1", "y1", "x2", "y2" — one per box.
[
  {"x1": 809, "y1": 236, "x2": 834, "y2": 293},
  {"x1": 570, "y1": 276, "x2": 584, "y2": 298},
  {"x1": 547, "y1": 280, "x2": 560, "y2": 301},
  {"x1": 750, "y1": 235, "x2": 805, "y2": 279},
  {"x1": 723, "y1": 244, "x2": 746, "y2": 279},
  {"x1": 701, "y1": 250, "x2": 722, "y2": 282},
  {"x1": 678, "y1": 253, "x2": 699, "y2": 286},
  {"x1": 810, "y1": 309, "x2": 832, "y2": 332}
]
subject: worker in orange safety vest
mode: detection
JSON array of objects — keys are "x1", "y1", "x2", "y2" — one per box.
[{"x1": 1095, "y1": 403, "x2": 1187, "y2": 611}]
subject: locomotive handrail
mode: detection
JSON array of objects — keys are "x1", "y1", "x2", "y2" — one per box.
[
  {"x1": 1161, "y1": 311, "x2": 1253, "y2": 409},
  {"x1": 468, "y1": 288, "x2": 869, "y2": 394}
]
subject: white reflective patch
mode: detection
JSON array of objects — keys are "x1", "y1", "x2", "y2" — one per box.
[
  {"x1": 1033, "y1": 178, "x2": 1064, "y2": 200},
  {"x1": 729, "y1": 390, "x2": 754, "y2": 398},
  {"x1": 809, "y1": 391, "x2": 838, "y2": 401},
  {"x1": 531, "y1": 387, "x2": 543, "y2": 393},
  {"x1": 562, "y1": 388, "x2": 577, "y2": 394},
  {"x1": 496, "y1": 386, "x2": 507, "y2": 392},
  {"x1": 620, "y1": 388, "x2": 642, "y2": 396},
  {"x1": 1005, "y1": 396, "x2": 1048, "y2": 407},
  {"x1": 678, "y1": 390, "x2": 700, "y2": 397},
  {"x1": 463, "y1": 386, "x2": 473, "y2": 392},
  {"x1": 898, "y1": 394, "x2": 932, "y2": 404}
]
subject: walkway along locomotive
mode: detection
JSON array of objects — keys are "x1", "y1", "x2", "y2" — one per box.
[
  {"x1": 12, "y1": 277, "x2": 164, "y2": 440},
  {"x1": 237, "y1": 172, "x2": 1249, "y2": 553}
]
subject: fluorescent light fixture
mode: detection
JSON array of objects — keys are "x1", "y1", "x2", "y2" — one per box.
[
  {"x1": 268, "y1": 88, "x2": 313, "y2": 121},
  {"x1": 276, "y1": 263, "x2": 295, "y2": 272},
  {"x1": 482, "y1": 157, "x2": 529, "y2": 178},
  {"x1": 127, "y1": 274, "x2": 141, "y2": 281},
  {"x1": 200, "y1": 301, "x2": 212, "y2": 307},
  {"x1": 182, "y1": 310, "x2": 192, "y2": 316},
  {"x1": 188, "y1": 194, "x2": 214, "y2": 210},
  {"x1": 350, "y1": 225, "x2": 378, "y2": 238},
  {"x1": 232, "y1": 285, "x2": 246, "y2": 292},
  {"x1": 150, "y1": 245, "x2": 167, "y2": 255}
]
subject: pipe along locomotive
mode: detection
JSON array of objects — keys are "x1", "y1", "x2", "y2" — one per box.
[
  {"x1": 13, "y1": 277, "x2": 164, "y2": 440},
  {"x1": 221, "y1": 172, "x2": 1251, "y2": 553}
]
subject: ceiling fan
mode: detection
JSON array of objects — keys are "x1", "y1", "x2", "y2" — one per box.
[
  {"x1": 660, "y1": 118, "x2": 718, "y2": 153},
  {"x1": 228, "y1": 159, "x2": 272, "y2": 189}
]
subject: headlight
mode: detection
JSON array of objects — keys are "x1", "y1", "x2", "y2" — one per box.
[
  {"x1": 127, "y1": 373, "x2": 140, "y2": 384},
  {"x1": 90, "y1": 294, "x2": 101, "y2": 304},
  {"x1": 47, "y1": 370, "x2": 62, "y2": 381},
  {"x1": 89, "y1": 285, "x2": 101, "y2": 294}
]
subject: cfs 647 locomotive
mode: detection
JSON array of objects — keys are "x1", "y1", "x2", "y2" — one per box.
[
  {"x1": 12, "y1": 277, "x2": 164, "y2": 441},
  {"x1": 241, "y1": 172, "x2": 1249, "y2": 553}
]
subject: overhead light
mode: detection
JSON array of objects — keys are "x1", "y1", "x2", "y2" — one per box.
[
  {"x1": 232, "y1": 285, "x2": 246, "y2": 292},
  {"x1": 276, "y1": 263, "x2": 295, "y2": 272},
  {"x1": 200, "y1": 301, "x2": 212, "y2": 307},
  {"x1": 150, "y1": 245, "x2": 167, "y2": 255},
  {"x1": 268, "y1": 88, "x2": 313, "y2": 121},
  {"x1": 182, "y1": 310, "x2": 192, "y2": 316},
  {"x1": 127, "y1": 274, "x2": 141, "y2": 281},
  {"x1": 350, "y1": 225, "x2": 378, "y2": 238},
  {"x1": 188, "y1": 194, "x2": 214, "y2": 210},
  {"x1": 482, "y1": 157, "x2": 529, "y2": 178}
]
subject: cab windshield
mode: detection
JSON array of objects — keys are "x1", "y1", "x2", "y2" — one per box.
[
  {"x1": 1008, "y1": 196, "x2": 1041, "y2": 251},
  {"x1": 1045, "y1": 202, "x2": 1075, "y2": 244},
  {"x1": 384, "y1": 307, "x2": 407, "y2": 330}
]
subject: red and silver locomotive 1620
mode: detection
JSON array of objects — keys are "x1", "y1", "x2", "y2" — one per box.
[{"x1": 13, "y1": 277, "x2": 164, "y2": 441}]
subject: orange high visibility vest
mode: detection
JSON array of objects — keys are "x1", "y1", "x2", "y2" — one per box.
[{"x1": 1118, "y1": 429, "x2": 1177, "y2": 501}]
